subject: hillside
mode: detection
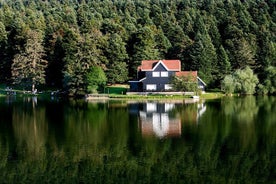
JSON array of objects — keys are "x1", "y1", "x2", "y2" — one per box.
[{"x1": 0, "y1": 0, "x2": 275, "y2": 95}]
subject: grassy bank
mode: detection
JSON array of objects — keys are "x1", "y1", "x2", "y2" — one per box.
[
  {"x1": 0, "y1": 83, "x2": 225, "y2": 100},
  {"x1": 107, "y1": 92, "x2": 224, "y2": 100},
  {"x1": 104, "y1": 85, "x2": 224, "y2": 100},
  {"x1": 0, "y1": 84, "x2": 56, "y2": 98},
  {"x1": 200, "y1": 92, "x2": 224, "y2": 99}
]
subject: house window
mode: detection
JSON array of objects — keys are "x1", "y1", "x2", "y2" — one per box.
[
  {"x1": 161, "y1": 71, "x2": 168, "y2": 77},
  {"x1": 152, "y1": 72, "x2": 160, "y2": 77},
  {"x1": 146, "y1": 84, "x2": 156, "y2": 90},
  {"x1": 164, "y1": 84, "x2": 172, "y2": 90}
]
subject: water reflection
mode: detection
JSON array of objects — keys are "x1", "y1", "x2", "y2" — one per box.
[
  {"x1": 222, "y1": 96, "x2": 259, "y2": 124},
  {"x1": 5, "y1": 95, "x2": 17, "y2": 104},
  {"x1": 132, "y1": 100, "x2": 206, "y2": 138},
  {"x1": 12, "y1": 96, "x2": 47, "y2": 159},
  {"x1": 139, "y1": 103, "x2": 181, "y2": 138},
  {"x1": 0, "y1": 96, "x2": 274, "y2": 183},
  {"x1": 197, "y1": 102, "x2": 206, "y2": 122}
]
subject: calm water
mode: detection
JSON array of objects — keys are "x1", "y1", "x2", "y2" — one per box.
[{"x1": 0, "y1": 96, "x2": 275, "y2": 184}]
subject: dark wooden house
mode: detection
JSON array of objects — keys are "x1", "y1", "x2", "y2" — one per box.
[{"x1": 129, "y1": 60, "x2": 206, "y2": 92}]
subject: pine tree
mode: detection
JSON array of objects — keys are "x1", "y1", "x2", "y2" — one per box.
[
  {"x1": 0, "y1": 0, "x2": 274, "y2": 93},
  {"x1": 235, "y1": 38, "x2": 256, "y2": 69},
  {"x1": 62, "y1": 27, "x2": 106, "y2": 96},
  {"x1": 191, "y1": 31, "x2": 218, "y2": 85},
  {"x1": 130, "y1": 26, "x2": 160, "y2": 77},
  {"x1": 0, "y1": 21, "x2": 8, "y2": 82},
  {"x1": 217, "y1": 45, "x2": 231, "y2": 79},
  {"x1": 105, "y1": 33, "x2": 128, "y2": 84},
  {"x1": 11, "y1": 30, "x2": 47, "y2": 92}
]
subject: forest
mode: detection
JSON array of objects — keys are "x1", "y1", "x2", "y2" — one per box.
[{"x1": 0, "y1": 0, "x2": 275, "y2": 96}]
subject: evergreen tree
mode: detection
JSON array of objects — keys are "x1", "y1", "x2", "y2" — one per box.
[
  {"x1": 62, "y1": 28, "x2": 105, "y2": 96},
  {"x1": 130, "y1": 26, "x2": 160, "y2": 77},
  {"x1": 62, "y1": 27, "x2": 82, "y2": 95},
  {"x1": 11, "y1": 30, "x2": 47, "y2": 92},
  {"x1": 0, "y1": 0, "x2": 274, "y2": 93},
  {"x1": 105, "y1": 33, "x2": 128, "y2": 84},
  {"x1": 191, "y1": 31, "x2": 218, "y2": 85},
  {"x1": 165, "y1": 24, "x2": 189, "y2": 58},
  {"x1": 261, "y1": 66, "x2": 276, "y2": 95},
  {"x1": 217, "y1": 45, "x2": 231, "y2": 80},
  {"x1": 0, "y1": 21, "x2": 8, "y2": 82},
  {"x1": 106, "y1": 62, "x2": 128, "y2": 85},
  {"x1": 235, "y1": 38, "x2": 256, "y2": 69},
  {"x1": 154, "y1": 27, "x2": 171, "y2": 59}
]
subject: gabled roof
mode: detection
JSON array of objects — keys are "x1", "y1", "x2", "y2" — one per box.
[
  {"x1": 138, "y1": 60, "x2": 181, "y2": 71},
  {"x1": 197, "y1": 77, "x2": 207, "y2": 86}
]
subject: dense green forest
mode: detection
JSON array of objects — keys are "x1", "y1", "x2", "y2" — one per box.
[{"x1": 0, "y1": 0, "x2": 275, "y2": 95}]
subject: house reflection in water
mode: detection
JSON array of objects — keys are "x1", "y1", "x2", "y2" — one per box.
[
  {"x1": 138, "y1": 103, "x2": 181, "y2": 138},
  {"x1": 197, "y1": 102, "x2": 207, "y2": 122},
  {"x1": 132, "y1": 100, "x2": 207, "y2": 138}
]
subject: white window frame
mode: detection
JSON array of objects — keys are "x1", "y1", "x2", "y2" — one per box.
[
  {"x1": 164, "y1": 84, "x2": 172, "y2": 90},
  {"x1": 161, "y1": 71, "x2": 168, "y2": 77},
  {"x1": 146, "y1": 84, "x2": 157, "y2": 91},
  {"x1": 152, "y1": 72, "x2": 160, "y2": 77}
]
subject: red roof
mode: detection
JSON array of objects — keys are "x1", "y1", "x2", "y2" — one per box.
[
  {"x1": 175, "y1": 71, "x2": 198, "y2": 81},
  {"x1": 175, "y1": 71, "x2": 197, "y2": 77},
  {"x1": 139, "y1": 60, "x2": 181, "y2": 71}
]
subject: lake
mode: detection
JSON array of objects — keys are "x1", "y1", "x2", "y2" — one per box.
[{"x1": 0, "y1": 96, "x2": 275, "y2": 183}]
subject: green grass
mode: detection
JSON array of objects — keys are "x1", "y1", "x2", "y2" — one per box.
[
  {"x1": 104, "y1": 85, "x2": 225, "y2": 100},
  {"x1": 1, "y1": 83, "x2": 226, "y2": 99},
  {"x1": 200, "y1": 92, "x2": 224, "y2": 99},
  {"x1": 0, "y1": 83, "x2": 55, "y2": 98}
]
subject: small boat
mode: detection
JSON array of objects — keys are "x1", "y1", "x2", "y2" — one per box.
[{"x1": 192, "y1": 95, "x2": 200, "y2": 99}]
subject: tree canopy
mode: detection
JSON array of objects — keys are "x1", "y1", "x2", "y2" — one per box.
[{"x1": 0, "y1": 0, "x2": 275, "y2": 95}]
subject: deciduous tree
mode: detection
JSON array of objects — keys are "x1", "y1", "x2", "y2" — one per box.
[
  {"x1": 171, "y1": 73, "x2": 198, "y2": 92},
  {"x1": 86, "y1": 66, "x2": 107, "y2": 93}
]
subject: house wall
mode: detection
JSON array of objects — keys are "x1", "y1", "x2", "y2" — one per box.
[
  {"x1": 129, "y1": 82, "x2": 143, "y2": 92},
  {"x1": 141, "y1": 64, "x2": 175, "y2": 92}
]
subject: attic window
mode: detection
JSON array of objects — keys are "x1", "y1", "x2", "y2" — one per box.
[{"x1": 152, "y1": 72, "x2": 160, "y2": 77}]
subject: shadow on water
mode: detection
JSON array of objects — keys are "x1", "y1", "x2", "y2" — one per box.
[{"x1": 0, "y1": 96, "x2": 275, "y2": 183}]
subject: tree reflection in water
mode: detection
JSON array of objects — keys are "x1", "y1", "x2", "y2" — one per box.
[
  {"x1": 12, "y1": 97, "x2": 48, "y2": 159},
  {"x1": 0, "y1": 97, "x2": 274, "y2": 183}
]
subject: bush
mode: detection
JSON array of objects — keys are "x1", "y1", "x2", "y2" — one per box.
[{"x1": 221, "y1": 66, "x2": 259, "y2": 95}]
